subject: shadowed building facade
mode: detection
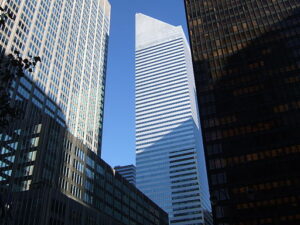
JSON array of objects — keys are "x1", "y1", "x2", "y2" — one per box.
[
  {"x1": 184, "y1": 1, "x2": 300, "y2": 225},
  {"x1": 135, "y1": 13, "x2": 212, "y2": 225},
  {"x1": 0, "y1": 75, "x2": 169, "y2": 225}
]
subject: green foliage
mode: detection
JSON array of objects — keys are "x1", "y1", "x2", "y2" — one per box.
[
  {"x1": 0, "y1": 5, "x2": 15, "y2": 29},
  {"x1": 0, "y1": 52, "x2": 41, "y2": 129},
  {"x1": 0, "y1": 3, "x2": 41, "y2": 130}
]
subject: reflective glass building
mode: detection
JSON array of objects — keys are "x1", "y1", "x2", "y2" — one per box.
[
  {"x1": 135, "y1": 13, "x2": 212, "y2": 225},
  {"x1": 0, "y1": 0, "x2": 110, "y2": 153},
  {"x1": 184, "y1": 1, "x2": 300, "y2": 225}
]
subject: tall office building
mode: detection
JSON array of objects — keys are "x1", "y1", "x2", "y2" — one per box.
[
  {"x1": 0, "y1": 73, "x2": 169, "y2": 225},
  {"x1": 135, "y1": 13, "x2": 212, "y2": 225},
  {"x1": 0, "y1": 0, "x2": 110, "y2": 154},
  {"x1": 184, "y1": 1, "x2": 300, "y2": 224},
  {"x1": 114, "y1": 165, "x2": 136, "y2": 185}
]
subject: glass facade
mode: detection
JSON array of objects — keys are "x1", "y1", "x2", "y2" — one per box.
[
  {"x1": 184, "y1": 0, "x2": 300, "y2": 225},
  {"x1": 0, "y1": 75, "x2": 64, "y2": 191},
  {"x1": 0, "y1": 0, "x2": 111, "y2": 153},
  {"x1": 0, "y1": 87, "x2": 169, "y2": 225},
  {"x1": 59, "y1": 135, "x2": 168, "y2": 225},
  {"x1": 3, "y1": 187, "x2": 127, "y2": 225},
  {"x1": 1, "y1": 185, "x2": 166, "y2": 225},
  {"x1": 135, "y1": 13, "x2": 212, "y2": 225}
]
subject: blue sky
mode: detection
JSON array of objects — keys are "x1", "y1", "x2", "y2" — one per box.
[{"x1": 101, "y1": 0, "x2": 189, "y2": 167}]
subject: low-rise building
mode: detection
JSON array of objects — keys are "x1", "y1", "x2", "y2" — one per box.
[{"x1": 0, "y1": 75, "x2": 169, "y2": 225}]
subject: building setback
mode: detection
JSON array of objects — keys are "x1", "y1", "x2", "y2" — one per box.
[
  {"x1": 0, "y1": 0, "x2": 110, "y2": 154},
  {"x1": 114, "y1": 165, "x2": 136, "y2": 185},
  {"x1": 0, "y1": 75, "x2": 169, "y2": 225},
  {"x1": 135, "y1": 13, "x2": 212, "y2": 225},
  {"x1": 184, "y1": 0, "x2": 300, "y2": 224}
]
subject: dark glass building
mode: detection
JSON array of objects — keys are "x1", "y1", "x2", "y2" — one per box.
[{"x1": 184, "y1": 1, "x2": 300, "y2": 225}]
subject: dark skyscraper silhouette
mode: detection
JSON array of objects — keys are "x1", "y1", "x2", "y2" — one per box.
[{"x1": 184, "y1": 1, "x2": 300, "y2": 224}]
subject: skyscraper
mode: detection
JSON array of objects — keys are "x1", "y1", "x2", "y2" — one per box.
[
  {"x1": 184, "y1": 1, "x2": 300, "y2": 224},
  {"x1": 135, "y1": 13, "x2": 212, "y2": 225},
  {"x1": 114, "y1": 164, "x2": 136, "y2": 185},
  {"x1": 0, "y1": 0, "x2": 110, "y2": 154}
]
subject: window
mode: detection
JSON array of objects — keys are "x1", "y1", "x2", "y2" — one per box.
[{"x1": 86, "y1": 156, "x2": 95, "y2": 168}]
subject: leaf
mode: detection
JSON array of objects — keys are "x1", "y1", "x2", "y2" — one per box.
[
  {"x1": 0, "y1": 20, "x2": 6, "y2": 28},
  {"x1": 8, "y1": 12, "x2": 15, "y2": 20},
  {"x1": 34, "y1": 56, "x2": 41, "y2": 62}
]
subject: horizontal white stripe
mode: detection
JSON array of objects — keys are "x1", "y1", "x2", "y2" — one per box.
[
  {"x1": 136, "y1": 80, "x2": 188, "y2": 98},
  {"x1": 136, "y1": 96, "x2": 190, "y2": 113},
  {"x1": 136, "y1": 89, "x2": 189, "y2": 106},
  {"x1": 136, "y1": 70, "x2": 186, "y2": 87},
  {"x1": 136, "y1": 52, "x2": 184, "y2": 70},
  {"x1": 136, "y1": 85, "x2": 188, "y2": 103},
  {"x1": 136, "y1": 76, "x2": 187, "y2": 94},
  {"x1": 136, "y1": 64, "x2": 186, "y2": 81},
  {"x1": 136, "y1": 121, "x2": 193, "y2": 139},
  {"x1": 136, "y1": 113, "x2": 191, "y2": 129},
  {"x1": 136, "y1": 109, "x2": 191, "y2": 125},
  {"x1": 136, "y1": 117, "x2": 191, "y2": 132},
  {"x1": 136, "y1": 105, "x2": 190, "y2": 121},
  {"x1": 136, "y1": 41, "x2": 182, "y2": 60},
  {"x1": 136, "y1": 56, "x2": 185, "y2": 73},
  {"x1": 136, "y1": 129, "x2": 194, "y2": 145}
]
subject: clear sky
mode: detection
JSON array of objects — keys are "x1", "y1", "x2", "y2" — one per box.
[{"x1": 101, "y1": 0, "x2": 189, "y2": 167}]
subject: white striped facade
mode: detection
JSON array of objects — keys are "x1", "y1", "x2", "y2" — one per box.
[{"x1": 135, "y1": 14, "x2": 212, "y2": 225}]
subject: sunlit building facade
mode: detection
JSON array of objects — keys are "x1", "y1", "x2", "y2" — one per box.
[
  {"x1": 0, "y1": 0, "x2": 111, "y2": 153},
  {"x1": 184, "y1": 0, "x2": 300, "y2": 224},
  {"x1": 135, "y1": 13, "x2": 212, "y2": 225}
]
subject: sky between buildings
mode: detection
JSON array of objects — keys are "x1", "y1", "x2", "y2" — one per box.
[{"x1": 102, "y1": 0, "x2": 189, "y2": 167}]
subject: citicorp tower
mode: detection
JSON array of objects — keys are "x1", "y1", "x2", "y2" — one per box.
[
  {"x1": 135, "y1": 13, "x2": 212, "y2": 225},
  {"x1": 0, "y1": 0, "x2": 110, "y2": 154}
]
